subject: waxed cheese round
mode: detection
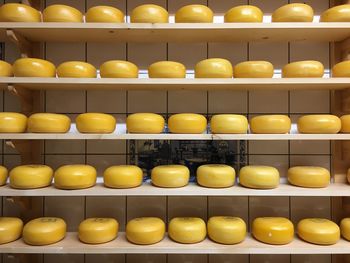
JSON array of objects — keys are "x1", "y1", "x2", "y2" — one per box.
[
  {"x1": 234, "y1": 61, "x2": 274, "y2": 78},
  {"x1": 297, "y1": 115, "x2": 341, "y2": 134},
  {"x1": 210, "y1": 114, "x2": 248, "y2": 134},
  {"x1": 10, "y1": 165, "x2": 53, "y2": 189},
  {"x1": 43, "y1": 5, "x2": 83, "y2": 22},
  {"x1": 195, "y1": 58, "x2": 233, "y2": 78},
  {"x1": 168, "y1": 217, "x2": 206, "y2": 244},
  {"x1": 341, "y1": 115, "x2": 350, "y2": 133},
  {"x1": 100, "y1": 60, "x2": 138, "y2": 78},
  {"x1": 168, "y1": 113, "x2": 207, "y2": 134},
  {"x1": 250, "y1": 115, "x2": 291, "y2": 134},
  {"x1": 104, "y1": 165, "x2": 143, "y2": 188},
  {"x1": 131, "y1": 4, "x2": 168, "y2": 23},
  {"x1": 85, "y1": 6, "x2": 124, "y2": 23},
  {"x1": 76, "y1": 113, "x2": 116, "y2": 134},
  {"x1": 196, "y1": 164, "x2": 235, "y2": 188},
  {"x1": 78, "y1": 218, "x2": 119, "y2": 244},
  {"x1": 0, "y1": 3, "x2": 41, "y2": 22},
  {"x1": 340, "y1": 218, "x2": 350, "y2": 241},
  {"x1": 0, "y1": 60, "x2": 13, "y2": 77},
  {"x1": 347, "y1": 168, "x2": 350, "y2": 184},
  {"x1": 175, "y1": 5, "x2": 213, "y2": 23},
  {"x1": 272, "y1": 3, "x2": 314, "y2": 22},
  {"x1": 288, "y1": 166, "x2": 330, "y2": 188},
  {"x1": 282, "y1": 61, "x2": 324, "y2": 78},
  {"x1": 13, "y1": 58, "x2": 56, "y2": 77},
  {"x1": 151, "y1": 165, "x2": 189, "y2": 188},
  {"x1": 321, "y1": 5, "x2": 350, "y2": 22},
  {"x1": 207, "y1": 216, "x2": 246, "y2": 244},
  {"x1": 127, "y1": 113, "x2": 165, "y2": 133},
  {"x1": 332, "y1": 61, "x2": 350, "y2": 77},
  {"x1": 148, "y1": 61, "x2": 186, "y2": 78},
  {"x1": 57, "y1": 61, "x2": 96, "y2": 78},
  {"x1": 0, "y1": 166, "x2": 8, "y2": 186},
  {"x1": 126, "y1": 217, "x2": 165, "y2": 245},
  {"x1": 0, "y1": 112, "x2": 27, "y2": 133},
  {"x1": 225, "y1": 5, "x2": 263, "y2": 23},
  {"x1": 0, "y1": 217, "x2": 23, "y2": 244},
  {"x1": 28, "y1": 113, "x2": 71, "y2": 133},
  {"x1": 239, "y1": 165, "x2": 280, "y2": 189},
  {"x1": 54, "y1": 164, "x2": 97, "y2": 190}
]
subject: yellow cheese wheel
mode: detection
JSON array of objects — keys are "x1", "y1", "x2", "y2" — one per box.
[
  {"x1": 168, "y1": 217, "x2": 206, "y2": 244},
  {"x1": 0, "y1": 60, "x2": 13, "y2": 77},
  {"x1": 297, "y1": 218, "x2": 340, "y2": 245},
  {"x1": 78, "y1": 218, "x2": 119, "y2": 244},
  {"x1": 23, "y1": 217, "x2": 66, "y2": 245},
  {"x1": 85, "y1": 6, "x2": 124, "y2": 23},
  {"x1": 0, "y1": 166, "x2": 8, "y2": 186},
  {"x1": 341, "y1": 115, "x2": 350, "y2": 133},
  {"x1": 168, "y1": 113, "x2": 207, "y2": 134},
  {"x1": 239, "y1": 165, "x2": 280, "y2": 189},
  {"x1": 272, "y1": 3, "x2": 314, "y2": 22},
  {"x1": 347, "y1": 168, "x2": 350, "y2": 184},
  {"x1": 100, "y1": 60, "x2": 138, "y2": 78},
  {"x1": 76, "y1": 113, "x2": 116, "y2": 134},
  {"x1": 297, "y1": 115, "x2": 341, "y2": 134},
  {"x1": 104, "y1": 165, "x2": 143, "y2": 188},
  {"x1": 0, "y1": 112, "x2": 27, "y2": 133},
  {"x1": 126, "y1": 113, "x2": 165, "y2": 133},
  {"x1": 282, "y1": 61, "x2": 324, "y2": 78},
  {"x1": 250, "y1": 115, "x2": 291, "y2": 134},
  {"x1": 10, "y1": 165, "x2": 53, "y2": 189},
  {"x1": 148, "y1": 61, "x2": 186, "y2": 78},
  {"x1": 57, "y1": 61, "x2": 96, "y2": 78},
  {"x1": 288, "y1": 166, "x2": 330, "y2": 188},
  {"x1": 28, "y1": 113, "x2": 71, "y2": 133},
  {"x1": 340, "y1": 218, "x2": 350, "y2": 241},
  {"x1": 54, "y1": 164, "x2": 96, "y2": 190},
  {"x1": 0, "y1": 3, "x2": 41, "y2": 22},
  {"x1": 175, "y1": 5, "x2": 213, "y2": 23},
  {"x1": 196, "y1": 164, "x2": 235, "y2": 188},
  {"x1": 321, "y1": 5, "x2": 350, "y2": 22},
  {"x1": 234, "y1": 61, "x2": 274, "y2": 78},
  {"x1": 131, "y1": 4, "x2": 168, "y2": 23},
  {"x1": 13, "y1": 58, "x2": 56, "y2": 77},
  {"x1": 207, "y1": 216, "x2": 246, "y2": 244},
  {"x1": 210, "y1": 114, "x2": 248, "y2": 134},
  {"x1": 224, "y1": 5, "x2": 263, "y2": 23},
  {"x1": 0, "y1": 217, "x2": 23, "y2": 244},
  {"x1": 332, "y1": 61, "x2": 350, "y2": 77},
  {"x1": 126, "y1": 217, "x2": 165, "y2": 245},
  {"x1": 43, "y1": 5, "x2": 83, "y2": 22},
  {"x1": 151, "y1": 165, "x2": 189, "y2": 188},
  {"x1": 195, "y1": 58, "x2": 233, "y2": 78}
]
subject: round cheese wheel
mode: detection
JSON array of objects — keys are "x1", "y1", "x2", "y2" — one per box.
[
  {"x1": 0, "y1": 112, "x2": 27, "y2": 133},
  {"x1": 0, "y1": 166, "x2": 8, "y2": 186},
  {"x1": 85, "y1": 6, "x2": 124, "y2": 23},
  {"x1": 57, "y1": 61, "x2": 96, "y2": 78},
  {"x1": 341, "y1": 115, "x2": 350, "y2": 133},
  {"x1": 321, "y1": 5, "x2": 350, "y2": 22},
  {"x1": 250, "y1": 115, "x2": 291, "y2": 134},
  {"x1": 297, "y1": 218, "x2": 340, "y2": 245},
  {"x1": 252, "y1": 217, "x2": 294, "y2": 245},
  {"x1": 151, "y1": 165, "x2": 189, "y2": 188},
  {"x1": 0, "y1": 217, "x2": 23, "y2": 244},
  {"x1": 131, "y1": 4, "x2": 168, "y2": 23},
  {"x1": 76, "y1": 113, "x2": 116, "y2": 134},
  {"x1": 78, "y1": 218, "x2": 119, "y2": 244},
  {"x1": 168, "y1": 113, "x2": 207, "y2": 134},
  {"x1": 282, "y1": 61, "x2": 324, "y2": 78},
  {"x1": 272, "y1": 3, "x2": 314, "y2": 22},
  {"x1": 28, "y1": 113, "x2": 71, "y2": 133},
  {"x1": 196, "y1": 164, "x2": 235, "y2": 188},
  {"x1": 100, "y1": 60, "x2": 138, "y2": 78},
  {"x1": 168, "y1": 217, "x2": 206, "y2": 244},
  {"x1": 239, "y1": 165, "x2": 280, "y2": 189},
  {"x1": 207, "y1": 216, "x2": 246, "y2": 244},
  {"x1": 175, "y1": 5, "x2": 213, "y2": 23},
  {"x1": 126, "y1": 217, "x2": 165, "y2": 245},
  {"x1": 297, "y1": 115, "x2": 341, "y2": 134},
  {"x1": 0, "y1": 3, "x2": 41, "y2": 22},
  {"x1": 210, "y1": 114, "x2": 248, "y2": 134},
  {"x1": 54, "y1": 164, "x2": 96, "y2": 190},
  {"x1": 10, "y1": 165, "x2": 53, "y2": 189},
  {"x1": 340, "y1": 218, "x2": 350, "y2": 241},
  {"x1": 224, "y1": 5, "x2": 263, "y2": 23},
  {"x1": 0, "y1": 60, "x2": 13, "y2": 77},
  {"x1": 43, "y1": 5, "x2": 83, "y2": 22},
  {"x1": 23, "y1": 217, "x2": 66, "y2": 245},
  {"x1": 13, "y1": 58, "x2": 56, "y2": 77},
  {"x1": 148, "y1": 61, "x2": 186, "y2": 78},
  {"x1": 195, "y1": 58, "x2": 233, "y2": 78},
  {"x1": 347, "y1": 168, "x2": 350, "y2": 184},
  {"x1": 332, "y1": 61, "x2": 350, "y2": 77},
  {"x1": 104, "y1": 165, "x2": 143, "y2": 188},
  {"x1": 234, "y1": 61, "x2": 274, "y2": 78},
  {"x1": 126, "y1": 113, "x2": 165, "y2": 133},
  {"x1": 288, "y1": 166, "x2": 330, "y2": 188}
]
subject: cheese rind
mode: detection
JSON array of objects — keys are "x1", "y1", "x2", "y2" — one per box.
[
  {"x1": 234, "y1": 61, "x2": 274, "y2": 78},
  {"x1": 333, "y1": 61, "x2": 350, "y2": 77},
  {"x1": 28, "y1": 113, "x2": 71, "y2": 133},
  {"x1": 10, "y1": 165, "x2": 53, "y2": 189},
  {"x1": 43, "y1": 4, "x2": 83, "y2": 22},
  {"x1": 250, "y1": 115, "x2": 291, "y2": 134},
  {"x1": 282, "y1": 60, "x2": 324, "y2": 78},
  {"x1": 78, "y1": 218, "x2": 119, "y2": 244},
  {"x1": 131, "y1": 4, "x2": 169, "y2": 23},
  {"x1": 168, "y1": 113, "x2": 207, "y2": 134},
  {"x1": 340, "y1": 218, "x2": 350, "y2": 241},
  {"x1": 148, "y1": 61, "x2": 186, "y2": 78},
  {"x1": 85, "y1": 6, "x2": 124, "y2": 23},
  {"x1": 195, "y1": 58, "x2": 233, "y2": 78},
  {"x1": 13, "y1": 58, "x2": 56, "y2": 77},
  {"x1": 197, "y1": 164, "x2": 235, "y2": 188},
  {"x1": 151, "y1": 165, "x2": 190, "y2": 188},
  {"x1": 0, "y1": 166, "x2": 8, "y2": 186},
  {"x1": 288, "y1": 166, "x2": 330, "y2": 188},
  {"x1": 0, "y1": 112, "x2": 27, "y2": 133},
  {"x1": 54, "y1": 164, "x2": 97, "y2": 190},
  {"x1": 225, "y1": 5, "x2": 263, "y2": 23},
  {"x1": 207, "y1": 216, "x2": 246, "y2": 244},
  {"x1": 272, "y1": 3, "x2": 314, "y2": 22},
  {"x1": 168, "y1": 217, "x2": 207, "y2": 244},
  {"x1": 76, "y1": 113, "x2": 116, "y2": 133},
  {"x1": 127, "y1": 113, "x2": 165, "y2": 133},
  {"x1": 239, "y1": 165, "x2": 280, "y2": 189},
  {"x1": 0, "y1": 217, "x2": 23, "y2": 244},
  {"x1": 100, "y1": 60, "x2": 138, "y2": 78},
  {"x1": 57, "y1": 61, "x2": 97, "y2": 78},
  {"x1": 104, "y1": 165, "x2": 143, "y2": 188},
  {"x1": 321, "y1": 4, "x2": 350, "y2": 22},
  {"x1": 0, "y1": 60, "x2": 13, "y2": 77},
  {"x1": 126, "y1": 217, "x2": 165, "y2": 245},
  {"x1": 175, "y1": 5, "x2": 213, "y2": 23},
  {"x1": 0, "y1": 3, "x2": 41, "y2": 22},
  {"x1": 297, "y1": 115, "x2": 341, "y2": 134},
  {"x1": 210, "y1": 114, "x2": 248, "y2": 134}
]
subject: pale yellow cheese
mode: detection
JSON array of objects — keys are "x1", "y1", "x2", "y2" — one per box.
[
  {"x1": 340, "y1": 218, "x2": 350, "y2": 241},
  {"x1": 225, "y1": 5, "x2": 263, "y2": 23},
  {"x1": 78, "y1": 218, "x2": 119, "y2": 244},
  {"x1": 10, "y1": 165, "x2": 53, "y2": 189},
  {"x1": 175, "y1": 5, "x2": 213, "y2": 23},
  {"x1": 321, "y1": 4, "x2": 350, "y2": 22},
  {"x1": 282, "y1": 60, "x2": 324, "y2": 78},
  {"x1": 272, "y1": 3, "x2": 314, "y2": 22},
  {"x1": 0, "y1": 112, "x2": 27, "y2": 133},
  {"x1": 85, "y1": 6, "x2": 124, "y2": 23},
  {"x1": 210, "y1": 114, "x2": 248, "y2": 134},
  {"x1": 100, "y1": 60, "x2": 138, "y2": 78},
  {"x1": 43, "y1": 5, "x2": 83, "y2": 22},
  {"x1": 28, "y1": 113, "x2": 71, "y2": 133},
  {"x1": 54, "y1": 164, "x2": 97, "y2": 190},
  {"x1": 297, "y1": 115, "x2": 341, "y2": 134},
  {"x1": 332, "y1": 61, "x2": 350, "y2": 77},
  {"x1": 0, "y1": 217, "x2": 23, "y2": 244},
  {"x1": 0, "y1": 166, "x2": 8, "y2": 186},
  {"x1": 104, "y1": 165, "x2": 143, "y2": 188},
  {"x1": 239, "y1": 165, "x2": 280, "y2": 189},
  {"x1": 0, "y1": 3, "x2": 41, "y2": 22},
  {"x1": 76, "y1": 113, "x2": 116, "y2": 133},
  {"x1": 0, "y1": 60, "x2": 13, "y2": 77},
  {"x1": 234, "y1": 61, "x2": 274, "y2": 78},
  {"x1": 168, "y1": 217, "x2": 206, "y2": 244},
  {"x1": 151, "y1": 165, "x2": 189, "y2": 188},
  {"x1": 168, "y1": 113, "x2": 207, "y2": 134},
  {"x1": 195, "y1": 58, "x2": 233, "y2": 78},
  {"x1": 207, "y1": 216, "x2": 246, "y2": 244},
  {"x1": 131, "y1": 4, "x2": 168, "y2": 23},
  {"x1": 126, "y1": 217, "x2": 165, "y2": 245},
  {"x1": 287, "y1": 166, "x2": 330, "y2": 188},
  {"x1": 148, "y1": 61, "x2": 186, "y2": 78},
  {"x1": 250, "y1": 115, "x2": 291, "y2": 134},
  {"x1": 196, "y1": 164, "x2": 235, "y2": 188},
  {"x1": 13, "y1": 58, "x2": 56, "y2": 77},
  {"x1": 57, "y1": 61, "x2": 96, "y2": 78},
  {"x1": 127, "y1": 113, "x2": 165, "y2": 134}
]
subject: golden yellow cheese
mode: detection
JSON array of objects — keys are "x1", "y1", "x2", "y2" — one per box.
[
  {"x1": 225, "y1": 5, "x2": 263, "y2": 23},
  {"x1": 288, "y1": 166, "x2": 330, "y2": 188},
  {"x1": 0, "y1": 3, "x2": 41, "y2": 22},
  {"x1": 0, "y1": 166, "x2": 8, "y2": 186},
  {"x1": 272, "y1": 3, "x2": 314, "y2": 22},
  {"x1": 347, "y1": 168, "x2": 350, "y2": 184},
  {"x1": 168, "y1": 113, "x2": 207, "y2": 134},
  {"x1": 54, "y1": 164, "x2": 97, "y2": 190},
  {"x1": 175, "y1": 5, "x2": 213, "y2": 23},
  {"x1": 332, "y1": 61, "x2": 350, "y2": 77},
  {"x1": 0, "y1": 217, "x2": 23, "y2": 244},
  {"x1": 340, "y1": 218, "x2": 350, "y2": 241},
  {"x1": 126, "y1": 217, "x2": 165, "y2": 245},
  {"x1": 207, "y1": 216, "x2": 246, "y2": 244},
  {"x1": 23, "y1": 217, "x2": 66, "y2": 245},
  {"x1": 341, "y1": 115, "x2": 350, "y2": 133},
  {"x1": 252, "y1": 217, "x2": 294, "y2": 245},
  {"x1": 78, "y1": 218, "x2": 119, "y2": 244},
  {"x1": 104, "y1": 165, "x2": 143, "y2": 188},
  {"x1": 196, "y1": 164, "x2": 235, "y2": 188},
  {"x1": 0, "y1": 112, "x2": 27, "y2": 133},
  {"x1": 43, "y1": 5, "x2": 83, "y2": 22},
  {"x1": 168, "y1": 217, "x2": 206, "y2": 244},
  {"x1": 195, "y1": 58, "x2": 233, "y2": 78},
  {"x1": 298, "y1": 115, "x2": 341, "y2": 134},
  {"x1": 131, "y1": 4, "x2": 168, "y2": 23},
  {"x1": 151, "y1": 165, "x2": 189, "y2": 188},
  {"x1": 126, "y1": 113, "x2": 165, "y2": 133},
  {"x1": 76, "y1": 113, "x2": 116, "y2": 133},
  {"x1": 13, "y1": 58, "x2": 56, "y2": 77},
  {"x1": 148, "y1": 61, "x2": 186, "y2": 78},
  {"x1": 0, "y1": 60, "x2": 13, "y2": 77},
  {"x1": 57, "y1": 61, "x2": 96, "y2": 78},
  {"x1": 100, "y1": 60, "x2": 138, "y2": 78},
  {"x1": 250, "y1": 115, "x2": 291, "y2": 134},
  {"x1": 239, "y1": 165, "x2": 280, "y2": 189},
  {"x1": 282, "y1": 60, "x2": 324, "y2": 78},
  {"x1": 210, "y1": 114, "x2": 248, "y2": 134},
  {"x1": 85, "y1": 6, "x2": 124, "y2": 23},
  {"x1": 321, "y1": 4, "x2": 350, "y2": 22},
  {"x1": 27, "y1": 113, "x2": 71, "y2": 133},
  {"x1": 297, "y1": 218, "x2": 340, "y2": 245},
  {"x1": 10, "y1": 165, "x2": 53, "y2": 189},
  {"x1": 234, "y1": 61, "x2": 274, "y2": 78}
]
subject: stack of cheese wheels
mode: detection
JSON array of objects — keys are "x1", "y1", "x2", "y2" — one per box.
[
  {"x1": 100, "y1": 60, "x2": 138, "y2": 78},
  {"x1": 0, "y1": 60, "x2": 13, "y2": 77},
  {"x1": 321, "y1": 4, "x2": 350, "y2": 22},
  {"x1": 57, "y1": 61, "x2": 96, "y2": 78},
  {"x1": 207, "y1": 216, "x2": 246, "y2": 244},
  {"x1": 297, "y1": 218, "x2": 340, "y2": 245},
  {"x1": 0, "y1": 112, "x2": 27, "y2": 133},
  {"x1": 225, "y1": 5, "x2": 263, "y2": 22},
  {"x1": 127, "y1": 113, "x2": 165, "y2": 133},
  {"x1": 148, "y1": 61, "x2": 186, "y2": 78},
  {"x1": 27, "y1": 113, "x2": 71, "y2": 133},
  {"x1": 342, "y1": 115, "x2": 350, "y2": 132},
  {"x1": 78, "y1": 218, "x2": 119, "y2": 244},
  {"x1": 175, "y1": 5, "x2": 213, "y2": 23},
  {"x1": 0, "y1": 3, "x2": 41, "y2": 22},
  {"x1": 43, "y1": 5, "x2": 83, "y2": 22},
  {"x1": 195, "y1": 58, "x2": 233, "y2": 78},
  {"x1": 252, "y1": 217, "x2": 294, "y2": 245},
  {"x1": 9, "y1": 165, "x2": 53, "y2": 189},
  {"x1": 239, "y1": 165, "x2": 280, "y2": 189},
  {"x1": 234, "y1": 61, "x2": 274, "y2": 78},
  {"x1": 210, "y1": 114, "x2": 248, "y2": 134},
  {"x1": 23, "y1": 217, "x2": 67, "y2": 245},
  {"x1": 333, "y1": 61, "x2": 350, "y2": 77},
  {"x1": 168, "y1": 217, "x2": 206, "y2": 244},
  {"x1": 282, "y1": 61, "x2": 324, "y2": 78},
  {"x1": 85, "y1": 6, "x2": 124, "y2": 23},
  {"x1": 13, "y1": 58, "x2": 56, "y2": 77},
  {"x1": 126, "y1": 217, "x2": 165, "y2": 245},
  {"x1": 272, "y1": 3, "x2": 314, "y2": 22},
  {"x1": 250, "y1": 115, "x2": 291, "y2": 134},
  {"x1": 131, "y1": 4, "x2": 168, "y2": 23},
  {"x1": 0, "y1": 166, "x2": 8, "y2": 186},
  {"x1": 151, "y1": 165, "x2": 190, "y2": 188},
  {"x1": 54, "y1": 164, "x2": 97, "y2": 190},
  {"x1": 297, "y1": 115, "x2": 341, "y2": 134},
  {"x1": 103, "y1": 165, "x2": 143, "y2": 188},
  {"x1": 0, "y1": 217, "x2": 23, "y2": 244},
  {"x1": 168, "y1": 113, "x2": 207, "y2": 134},
  {"x1": 288, "y1": 166, "x2": 330, "y2": 188},
  {"x1": 76, "y1": 113, "x2": 116, "y2": 133},
  {"x1": 340, "y1": 218, "x2": 350, "y2": 241},
  {"x1": 196, "y1": 164, "x2": 235, "y2": 188}
]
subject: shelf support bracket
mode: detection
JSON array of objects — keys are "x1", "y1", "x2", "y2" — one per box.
[
  {"x1": 6, "y1": 30, "x2": 33, "y2": 58},
  {"x1": 6, "y1": 140, "x2": 43, "y2": 164},
  {"x1": 7, "y1": 85, "x2": 38, "y2": 116}
]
